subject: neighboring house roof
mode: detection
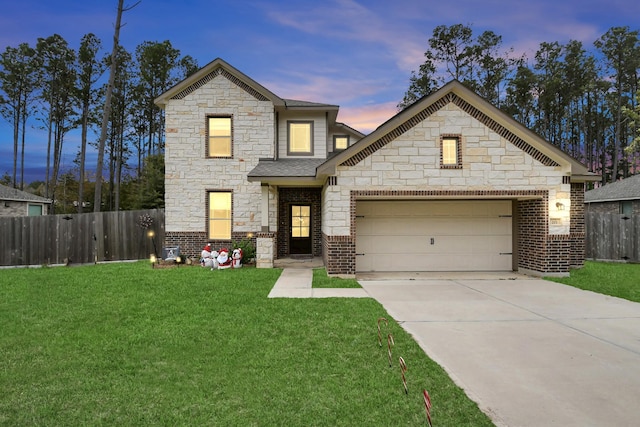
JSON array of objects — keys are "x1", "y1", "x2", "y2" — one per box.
[
  {"x1": 0, "y1": 184, "x2": 52, "y2": 203},
  {"x1": 317, "y1": 80, "x2": 600, "y2": 183},
  {"x1": 584, "y1": 174, "x2": 640, "y2": 203}
]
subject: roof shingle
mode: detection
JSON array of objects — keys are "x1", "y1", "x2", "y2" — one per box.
[{"x1": 584, "y1": 174, "x2": 640, "y2": 202}]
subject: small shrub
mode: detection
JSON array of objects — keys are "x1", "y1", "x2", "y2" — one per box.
[{"x1": 233, "y1": 238, "x2": 256, "y2": 263}]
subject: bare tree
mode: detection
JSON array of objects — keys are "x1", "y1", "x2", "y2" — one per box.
[{"x1": 94, "y1": 0, "x2": 139, "y2": 212}]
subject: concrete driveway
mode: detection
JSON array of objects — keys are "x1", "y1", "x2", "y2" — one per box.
[{"x1": 358, "y1": 272, "x2": 640, "y2": 427}]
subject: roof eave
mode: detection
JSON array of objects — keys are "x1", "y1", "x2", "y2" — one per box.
[
  {"x1": 154, "y1": 57, "x2": 285, "y2": 108},
  {"x1": 246, "y1": 176, "x2": 324, "y2": 186}
]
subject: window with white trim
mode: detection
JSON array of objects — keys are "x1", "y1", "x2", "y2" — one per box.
[
  {"x1": 288, "y1": 121, "x2": 313, "y2": 155},
  {"x1": 333, "y1": 135, "x2": 349, "y2": 151}
]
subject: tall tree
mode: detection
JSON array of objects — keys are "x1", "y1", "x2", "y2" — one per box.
[
  {"x1": 95, "y1": 0, "x2": 139, "y2": 213},
  {"x1": 398, "y1": 52, "x2": 439, "y2": 110},
  {"x1": 0, "y1": 43, "x2": 39, "y2": 189},
  {"x1": 504, "y1": 65, "x2": 537, "y2": 127},
  {"x1": 36, "y1": 34, "x2": 77, "y2": 204},
  {"x1": 533, "y1": 41, "x2": 565, "y2": 147},
  {"x1": 594, "y1": 26, "x2": 640, "y2": 181},
  {"x1": 75, "y1": 33, "x2": 104, "y2": 213},
  {"x1": 134, "y1": 40, "x2": 181, "y2": 156},
  {"x1": 429, "y1": 24, "x2": 474, "y2": 82}
]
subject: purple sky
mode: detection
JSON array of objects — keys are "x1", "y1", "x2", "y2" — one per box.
[{"x1": 1, "y1": 0, "x2": 638, "y2": 182}]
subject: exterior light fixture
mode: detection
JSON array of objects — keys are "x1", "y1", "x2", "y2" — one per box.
[{"x1": 556, "y1": 202, "x2": 565, "y2": 211}]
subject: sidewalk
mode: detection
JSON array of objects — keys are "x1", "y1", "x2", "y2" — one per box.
[{"x1": 267, "y1": 268, "x2": 368, "y2": 298}]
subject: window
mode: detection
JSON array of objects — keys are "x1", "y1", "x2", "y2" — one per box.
[
  {"x1": 291, "y1": 205, "x2": 310, "y2": 238},
  {"x1": 440, "y1": 135, "x2": 461, "y2": 168},
  {"x1": 333, "y1": 135, "x2": 349, "y2": 151},
  {"x1": 207, "y1": 116, "x2": 232, "y2": 157},
  {"x1": 288, "y1": 121, "x2": 313, "y2": 155},
  {"x1": 620, "y1": 201, "x2": 633, "y2": 215},
  {"x1": 28, "y1": 204, "x2": 43, "y2": 216},
  {"x1": 208, "y1": 192, "x2": 232, "y2": 239}
]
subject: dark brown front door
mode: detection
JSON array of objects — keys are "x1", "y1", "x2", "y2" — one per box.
[{"x1": 290, "y1": 204, "x2": 312, "y2": 254}]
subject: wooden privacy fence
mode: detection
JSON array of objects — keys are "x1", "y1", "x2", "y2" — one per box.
[
  {"x1": 585, "y1": 212, "x2": 640, "y2": 263},
  {"x1": 0, "y1": 209, "x2": 165, "y2": 266}
]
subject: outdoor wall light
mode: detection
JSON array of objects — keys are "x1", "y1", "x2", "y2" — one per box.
[
  {"x1": 556, "y1": 202, "x2": 565, "y2": 211},
  {"x1": 4, "y1": 202, "x2": 9, "y2": 207},
  {"x1": 246, "y1": 232, "x2": 254, "y2": 238}
]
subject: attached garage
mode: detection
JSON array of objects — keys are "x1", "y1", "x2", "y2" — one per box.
[{"x1": 355, "y1": 200, "x2": 513, "y2": 272}]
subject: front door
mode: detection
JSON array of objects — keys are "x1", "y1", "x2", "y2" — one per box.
[{"x1": 290, "y1": 204, "x2": 312, "y2": 254}]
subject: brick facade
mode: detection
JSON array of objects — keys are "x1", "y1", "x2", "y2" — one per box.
[
  {"x1": 570, "y1": 183, "x2": 585, "y2": 268},
  {"x1": 165, "y1": 231, "x2": 257, "y2": 261},
  {"x1": 277, "y1": 187, "x2": 322, "y2": 258}
]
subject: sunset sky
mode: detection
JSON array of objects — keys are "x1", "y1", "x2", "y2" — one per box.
[{"x1": 1, "y1": 0, "x2": 639, "y2": 182}]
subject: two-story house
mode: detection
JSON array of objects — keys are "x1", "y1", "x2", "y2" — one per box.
[{"x1": 155, "y1": 58, "x2": 599, "y2": 276}]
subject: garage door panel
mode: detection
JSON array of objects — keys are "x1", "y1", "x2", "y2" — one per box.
[{"x1": 356, "y1": 200, "x2": 513, "y2": 272}]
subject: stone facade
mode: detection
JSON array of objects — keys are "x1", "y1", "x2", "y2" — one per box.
[
  {"x1": 320, "y1": 102, "x2": 576, "y2": 276},
  {"x1": 163, "y1": 70, "x2": 274, "y2": 256},
  {"x1": 159, "y1": 60, "x2": 595, "y2": 276}
]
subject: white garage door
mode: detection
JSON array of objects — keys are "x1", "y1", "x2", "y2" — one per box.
[{"x1": 356, "y1": 200, "x2": 513, "y2": 272}]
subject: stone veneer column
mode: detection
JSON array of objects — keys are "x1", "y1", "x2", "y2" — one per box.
[{"x1": 256, "y1": 233, "x2": 275, "y2": 268}]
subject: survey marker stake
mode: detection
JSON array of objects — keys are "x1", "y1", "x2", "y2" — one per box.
[{"x1": 377, "y1": 317, "x2": 388, "y2": 347}]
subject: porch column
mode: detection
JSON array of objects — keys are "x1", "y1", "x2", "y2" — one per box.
[{"x1": 261, "y1": 184, "x2": 269, "y2": 232}]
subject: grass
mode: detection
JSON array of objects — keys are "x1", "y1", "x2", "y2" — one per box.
[
  {"x1": 312, "y1": 268, "x2": 362, "y2": 288},
  {"x1": 0, "y1": 262, "x2": 492, "y2": 426},
  {"x1": 547, "y1": 261, "x2": 640, "y2": 303}
]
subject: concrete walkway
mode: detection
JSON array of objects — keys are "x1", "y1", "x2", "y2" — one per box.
[{"x1": 267, "y1": 268, "x2": 368, "y2": 298}]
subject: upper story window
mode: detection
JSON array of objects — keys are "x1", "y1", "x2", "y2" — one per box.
[
  {"x1": 333, "y1": 135, "x2": 349, "y2": 151},
  {"x1": 288, "y1": 121, "x2": 314, "y2": 155},
  {"x1": 207, "y1": 116, "x2": 232, "y2": 157},
  {"x1": 440, "y1": 135, "x2": 462, "y2": 168}
]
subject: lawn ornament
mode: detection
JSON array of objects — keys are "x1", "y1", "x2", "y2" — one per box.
[
  {"x1": 201, "y1": 243, "x2": 214, "y2": 268},
  {"x1": 217, "y1": 247, "x2": 232, "y2": 269},
  {"x1": 210, "y1": 250, "x2": 219, "y2": 270},
  {"x1": 232, "y1": 248, "x2": 243, "y2": 268}
]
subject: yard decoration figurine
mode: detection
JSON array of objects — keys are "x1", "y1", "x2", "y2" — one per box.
[
  {"x1": 201, "y1": 243, "x2": 214, "y2": 268},
  {"x1": 217, "y1": 247, "x2": 232, "y2": 269},
  {"x1": 210, "y1": 249, "x2": 219, "y2": 270},
  {"x1": 232, "y1": 248, "x2": 243, "y2": 268}
]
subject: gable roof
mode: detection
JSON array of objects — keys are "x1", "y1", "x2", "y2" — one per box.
[
  {"x1": 155, "y1": 58, "x2": 285, "y2": 108},
  {"x1": 0, "y1": 184, "x2": 52, "y2": 203},
  {"x1": 317, "y1": 80, "x2": 599, "y2": 183},
  {"x1": 155, "y1": 58, "x2": 343, "y2": 124},
  {"x1": 584, "y1": 174, "x2": 640, "y2": 203}
]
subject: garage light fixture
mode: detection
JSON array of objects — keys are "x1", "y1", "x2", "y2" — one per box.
[{"x1": 556, "y1": 202, "x2": 565, "y2": 211}]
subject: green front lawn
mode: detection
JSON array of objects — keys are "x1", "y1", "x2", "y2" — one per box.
[
  {"x1": 312, "y1": 268, "x2": 362, "y2": 288},
  {"x1": 0, "y1": 262, "x2": 492, "y2": 426},
  {"x1": 547, "y1": 261, "x2": 640, "y2": 303}
]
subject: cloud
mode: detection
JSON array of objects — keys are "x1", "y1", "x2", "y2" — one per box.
[{"x1": 338, "y1": 101, "x2": 399, "y2": 134}]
